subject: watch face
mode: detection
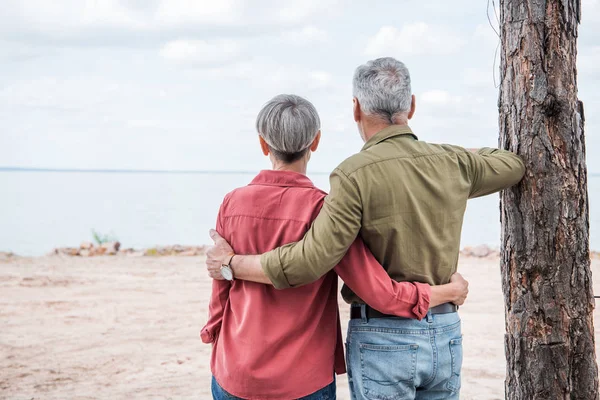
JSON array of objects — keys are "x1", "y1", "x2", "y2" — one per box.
[{"x1": 220, "y1": 265, "x2": 233, "y2": 281}]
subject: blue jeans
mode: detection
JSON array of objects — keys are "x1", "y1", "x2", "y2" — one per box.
[
  {"x1": 346, "y1": 305, "x2": 462, "y2": 400},
  {"x1": 211, "y1": 376, "x2": 336, "y2": 400}
]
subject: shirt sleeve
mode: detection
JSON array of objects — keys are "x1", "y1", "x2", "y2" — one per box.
[
  {"x1": 261, "y1": 167, "x2": 363, "y2": 289},
  {"x1": 200, "y1": 202, "x2": 231, "y2": 343},
  {"x1": 200, "y1": 279, "x2": 231, "y2": 343},
  {"x1": 333, "y1": 237, "x2": 430, "y2": 320},
  {"x1": 461, "y1": 148, "x2": 525, "y2": 199}
]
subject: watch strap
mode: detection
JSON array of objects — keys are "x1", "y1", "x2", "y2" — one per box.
[{"x1": 223, "y1": 254, "x2": 235, "y2": 268}]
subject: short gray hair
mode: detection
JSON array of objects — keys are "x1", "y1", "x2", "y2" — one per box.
[
  {"x1": 353, "y1": 57, "x2": 412, "y2": 122},
  {"x1": 256, "y1": 94, "x2": 320, "y2": 163}
]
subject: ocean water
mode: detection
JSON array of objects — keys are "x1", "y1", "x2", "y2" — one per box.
[{"x1": 1, "y1": 170, "x2": 600, "y2": 256}]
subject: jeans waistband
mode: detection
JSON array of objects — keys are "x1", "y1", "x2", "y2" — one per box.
[{"x1": 350, "y1": 303, "x2": 457, "y2": 321}]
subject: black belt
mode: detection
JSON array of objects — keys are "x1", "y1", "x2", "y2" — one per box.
[{"x1": 350, "y1": 303, "x2": 458, "y2": 320}]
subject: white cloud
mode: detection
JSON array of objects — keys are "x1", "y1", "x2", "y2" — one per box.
[
  {"x1": 154, "y1": 0, "x2": 240, "y2": 26},
  {"x1": 474, "y1": 24, "x2": 500, "y2": 47},
  {"x1": 327, "y1": 113, "x2": 353, "y2": 133},
  {"x1": 365, "y1": 23, "x2": 466, "y2": 56},
  {"x1": 418, "y1": 89, "x2": 490, "y2": 117},
  {"x1": 420, "y1": 90, "x2": 463, "y2": 106},
  {"x1": 126, "y1": 119, "x2": 163, "y2": 129},
  {"x1": 0, "y1": 77, "x2": 121, "y2": 111},
  {"x1": 0, "y1": 41, "x2": 52, "y2": 62},
  {"x1": 310, "y1": 71, "x2": 333, "y2": 88},
  {"x1": 3, "y1": 0, "x2": 147, "y2": 33},
  {"x1": 579, "y1": 0, "x2": 599, "y2": 45},
  {"x1": 194, "y1": 59, "x2": 335, "y2": 92},
  {"x1": 276, "y1": 0, "x2": 340, "y2": 23},
  {"x1": 1, "y1": 0, "x2": 240, "y2": 33},
  {"x1": 582, "y1": 0, "x2": 600, "y2": 20},
  {"x1": 578, "y1": 46, "x2": 600, "y2": 78},
  {"x1": 160, "y1": 39, "x2": 242, "y2": 66},
  {"x1": 280, "y1": 26, "x2": 330, "y2": 45},
  {"x1": 462, "y1": 67, "x2": 498, "y2": 89},
  {"x1": 0, "y1": 0, "x2": 337, "y2": 45}
]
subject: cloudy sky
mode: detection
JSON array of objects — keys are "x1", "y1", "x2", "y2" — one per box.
[{"x1": 2, "y1": 0, "x2": 599, "y2": 174}]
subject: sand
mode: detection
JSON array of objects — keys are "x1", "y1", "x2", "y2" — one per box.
[{"x1": 1, "y1": 255, "x2": 599, "y2": 400}]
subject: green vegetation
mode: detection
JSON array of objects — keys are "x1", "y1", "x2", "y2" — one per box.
[{"x1": 91, "y1": 229, "x2": 118, "y2": 245}]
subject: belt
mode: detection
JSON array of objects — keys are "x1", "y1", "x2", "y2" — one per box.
[{"x1": 350, "y1": 303, "x2": 458, "y2": 320}]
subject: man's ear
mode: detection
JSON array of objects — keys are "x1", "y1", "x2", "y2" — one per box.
[
  {"x1": 408, "y1": 94, "x2": 416, "y2": 120},
  {"x1": 258, "y1": 136, "x2": 270, "y2": 156},
  {"x1": 310, "y1": 131, "x2": 321, "y2": 152},
  {"x1": 353, "y1": 97, "x2": 361, "y2": 122}
]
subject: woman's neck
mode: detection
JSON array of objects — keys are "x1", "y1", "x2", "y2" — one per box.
[{"x1": 271, "y1": 159, "x2": 308, "y2": 175}]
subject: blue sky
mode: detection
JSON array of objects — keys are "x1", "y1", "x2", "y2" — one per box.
[{"x1": 1, "y1": 0, "x2": 599, "y2": 173}]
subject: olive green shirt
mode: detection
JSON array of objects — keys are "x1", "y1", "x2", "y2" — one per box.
[{"x1": 261, "y1": 125, "x2": 525, "y2": 304}]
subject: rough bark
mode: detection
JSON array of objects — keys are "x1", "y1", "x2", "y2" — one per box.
[{"x1": 499, "y1": 1, "x2": 598, "y2": 399}]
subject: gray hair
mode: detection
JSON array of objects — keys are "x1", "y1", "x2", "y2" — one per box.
[
  {"x1": 256, "y1": 94, "x2": 320, "y2": 163},
  {"x1": 353, "y1": 57, "x2": 412, "y2": 122}
]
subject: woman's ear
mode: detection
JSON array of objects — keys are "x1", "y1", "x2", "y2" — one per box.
[
  {"x1": 258, "y1": 136, "x2": 270, "y2": 156},
  {"x1": 310, "y1": 131, "x2": 321, "y2": 152}
]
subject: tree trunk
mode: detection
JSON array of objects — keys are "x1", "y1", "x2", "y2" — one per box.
[{"x1": 499, "y1": 0, "x2": 598, "y2": 398}]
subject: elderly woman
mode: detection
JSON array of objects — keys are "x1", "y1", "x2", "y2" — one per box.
[{"x1": 202, "y1": 94, "x2": 467, "y2": 400}]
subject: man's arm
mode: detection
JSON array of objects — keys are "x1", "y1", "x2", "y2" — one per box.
[
  {"x1": 462, "y1": 148, "x2": 525, "y2": 198},
  {"x1": 205, "y1": 230, "x2": 469, "y2": 312},
  {"x1": 333, "y1": 238, "x2": 469, "y2": 320},
  {"x1": 206, "y1": 168, "x2": 362, "y2": 289},
  {"x1": 261, "y1": 168, "x2": 362, "y2": 288}
]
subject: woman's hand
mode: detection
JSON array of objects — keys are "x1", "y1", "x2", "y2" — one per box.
[
  {"x1": 449, "y1": 272, "x2": 469, "y2": 306},
  {"x1": 428, "y1": 272, "x2": 469, "y2": 308}
]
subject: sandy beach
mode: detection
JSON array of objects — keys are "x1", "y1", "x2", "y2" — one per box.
[{"x1": 1, "y1": 255, "x2": 599, "y2": 400}]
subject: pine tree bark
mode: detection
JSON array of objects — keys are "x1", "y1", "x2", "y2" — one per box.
[{"x1": 499, "y1": 0, "x2": 598, "y2": 398}]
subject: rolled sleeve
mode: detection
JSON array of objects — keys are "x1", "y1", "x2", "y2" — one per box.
[
  {"x1": 410, "y1": 282, "x2": 431, "y2": 320},
  {"x1": 200, "y1": 328, "x2": 215, "y2": 344},
  {"x1": 201, "y1": 279, "x2": 230, "y2": 345},
  {"x1": 260, "y1": 251, "x2": 291, "y2": 289}
]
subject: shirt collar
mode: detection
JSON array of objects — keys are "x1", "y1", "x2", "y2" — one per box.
[
  {"x1": 249, "y1": 170, "x2": 315, "y2": 188},
  {"x1": 361, "y1": 125, "x2": 419, "y2": 151}
]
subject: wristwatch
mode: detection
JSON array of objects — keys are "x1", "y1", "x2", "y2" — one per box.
[{"x1": 220, "y1": 255, "x2": 235, "y2": 281}]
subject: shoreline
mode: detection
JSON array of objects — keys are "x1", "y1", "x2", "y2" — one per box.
[{"x1": 4, "y1": 242, "x2": 600, "y2": 260}]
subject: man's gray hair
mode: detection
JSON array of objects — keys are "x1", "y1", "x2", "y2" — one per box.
[
  {"x1": 353, "y1": 57, "x2": 412, "y2": 122},
  {"x1": 256, "y1": 94, "x2": 320, "y2": 162}
]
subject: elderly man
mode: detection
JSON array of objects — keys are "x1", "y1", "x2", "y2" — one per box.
[{"x1": 207, "y1": 57, "x2": 525, "y2": 399}]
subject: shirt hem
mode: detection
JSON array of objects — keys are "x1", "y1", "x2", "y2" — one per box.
[{"x1": 213, "y1": 374, "x2": 335, "y2": 400}]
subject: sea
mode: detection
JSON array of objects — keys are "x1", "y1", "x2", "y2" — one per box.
[{"x1": 2, "y1": 169, "x2": 600, "y2": 256}]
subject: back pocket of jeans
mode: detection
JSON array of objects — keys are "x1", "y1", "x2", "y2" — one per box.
[
  {"x1": 359, "y1": 343, "x2": 418, "y2": 400},
  {"x1": 447, "y1": 337, "x2": 463, "y2": 393}
]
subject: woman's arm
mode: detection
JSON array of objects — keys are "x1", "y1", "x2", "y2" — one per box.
[
  {"x1": 201, "y1": 279, "x2": 232, "y2": 343},
  {"x1": 200, "y1": 203, "x2": 233, "y2": 343},
  {"x1": 333, "y1": 238, "x2": 468, "y2": 320}
]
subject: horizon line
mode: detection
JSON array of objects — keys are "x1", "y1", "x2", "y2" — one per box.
[
  {"x1": 3, "y1": 166, "x2": 600, "y2": 177},
  {"x1": 0, "y1": 166, "x2": 332, "y2": 175}
]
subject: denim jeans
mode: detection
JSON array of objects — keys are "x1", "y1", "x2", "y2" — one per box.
[
  {"x1": 346, "y1": 305, "x2": 462, "y2": 400},
  {"x1": 211, "y1": 376, "x2": 336, "y2": 400}
]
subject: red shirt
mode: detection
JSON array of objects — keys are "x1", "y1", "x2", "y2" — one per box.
[{"x1": 201, "y1": 170, "x2": 430, "y2": 399}]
